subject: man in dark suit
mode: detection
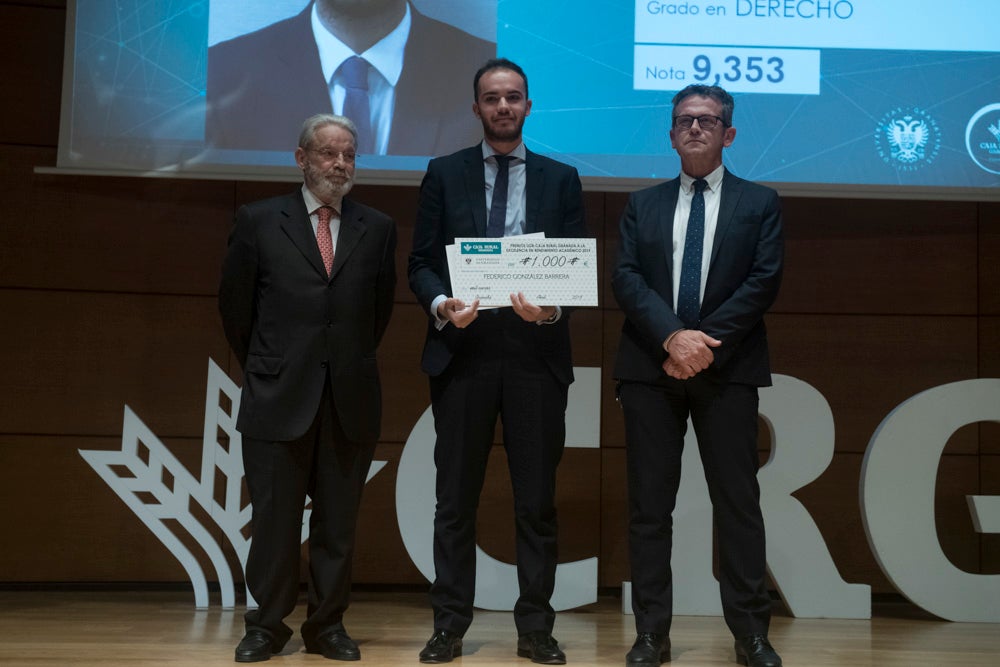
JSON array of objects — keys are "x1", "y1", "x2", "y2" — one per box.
[
  {"x1": 408, "y1": 58, "x2": 585, "y2": 665},
  {"x1": 206, "y1": 0, "x2": 495, "y2": 155},
  {"x1": 612, "y1": 85, "x2": 784, "y2": 667},
  {"x1": 219, "y1": 114, "x2": 396, "y2": 662}
]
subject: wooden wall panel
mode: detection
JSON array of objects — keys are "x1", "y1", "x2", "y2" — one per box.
[
  {"x1": 981, "y1": 203, "x2": 1000, "y2": 315},
  {"x1": 353, "y1": 443, "x2": 425, "y2": 584},
  {"x1": 1, "y1": 157, "x2": 233, "y2": 295},
  {"x1": 599, "y1": 448, "x2": 628, "y2": 588},
  {"x1": 600, "y1": 311, "x2": 981, "y2": 455},
  {"x1": 767, "y1": 314, "x2": 979, "y2": 453},
  {"x1": 473, "y1": 447, "x2": 603, "y2": 565},
  {"x1": 777, "y1": 198, "x2": 979, "y2": 315},
  {"x1": 353, "y1": 444, "x2": 604, "y2": 585},
  {"x1": 600, "y1": 192, "x2": 630, "y2": 311},
  {"x1": 5, "y1": 436, "x2": 982, "y2": 592},
  {"x1": 377, "y1": 304, "x2": 434, "y2": 445},
  {"x1": 0, "y1": 435, "x2": 210, "y2": 582},
  {"x1": 596, "y1": 448, "x2": 985, "y2": 596},
  {"x1": 980, "y1": 316, "x2": 1000, "y2": 456},
  {"x1": 600, "y1": 311, "x2": 626, "y2": 449},
  {"x1": 0, "y1": 289, "x2": 228, "y2": 437},
  {"x1": 0, "y1": 3, "x2": 63, "y2": 147},
  {"x1": 1, "y1": 0, "x2": 996, "y2": 600},
  {"x1": 0, "y1": 146, "x2": 56, "y2": 271}
]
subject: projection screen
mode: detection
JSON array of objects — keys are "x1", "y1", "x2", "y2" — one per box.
[{"x1": 55, "y1": 0, "x2": 1000, "y2": 197}]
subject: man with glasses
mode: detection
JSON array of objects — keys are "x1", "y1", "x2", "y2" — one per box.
[
  {"x1": 612, "y1": 85, "x2": 784, "y2": 667},
  {"x1": 220, "y1": 113, "x2": 397, "y2": 662}
]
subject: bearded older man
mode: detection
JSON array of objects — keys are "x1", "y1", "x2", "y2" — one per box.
[{"x1": 219, "y1": 113, "x2": 397, "y2": 662}]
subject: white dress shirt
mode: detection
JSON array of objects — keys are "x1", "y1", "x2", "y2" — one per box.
[
  {"x1": 482, "y1": 140, "x2": 528, "y2": 237},
  {"x1": 671, "y1": 164, "x2": 725, "y2": 312},
  {"x1": 312, "y1": 3, "x2": 411, "y2": 155},
  {"x1": 302, "y1": 184, "x2": 342, "y2": 251}
]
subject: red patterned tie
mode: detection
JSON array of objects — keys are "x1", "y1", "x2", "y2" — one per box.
[{"x1": 316, "y1": 205, "x2": 335, "y2": 276}]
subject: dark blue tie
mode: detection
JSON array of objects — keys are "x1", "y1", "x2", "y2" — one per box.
[
  {"x1": 677, "y1": 178, "x2": 708, "y2": 328},
  {"x1": 486, "y1": 155, "x2": 512, "y2": 238},
  {"x1": 340, "y1": 56, "x2": 373, "y2": 154}
]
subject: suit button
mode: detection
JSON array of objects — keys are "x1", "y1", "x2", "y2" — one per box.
[
  {"x1": 327, "y1": 320, "x2": 333, "y2": 327},
  {"x1": 320, "y1": 361, "x2": 328, "y2": 368}
]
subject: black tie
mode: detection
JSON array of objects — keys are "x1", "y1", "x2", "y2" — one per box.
[
  {"x1": 340, "y1": 56, "x2": 373, "y2": 154},
  {"x1": 677, "y1": 178, "x2": 708, "y2": 328},
  {"x1": 486, "y1": 155, "x2": 512, "y2": 238}
]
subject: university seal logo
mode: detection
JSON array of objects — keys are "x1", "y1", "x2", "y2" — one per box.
[{"x1": 875, "y1": 107, "x2": 940, "y2": 172}]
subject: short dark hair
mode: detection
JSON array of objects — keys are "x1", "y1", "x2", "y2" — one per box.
[
  {"x1": 473, "y1": 58, "x2": 529, "y2": 101},
  {"x1": 671, "y1": 84, "x2": 734, "y2": 127}
]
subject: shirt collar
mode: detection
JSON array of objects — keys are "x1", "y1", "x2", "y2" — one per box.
[
  {"x1": 680, "y1": 164, "x2": 725, "y2": 193},
  {"x1": 481, "y1": 140, "x2": 527, "y2": 163},
  {"x1": 301, "y1": 183, "x2": 342, "y2": 217},
  {"x1": 313, "y1": 2, "x2": 411, "y2": 86}
]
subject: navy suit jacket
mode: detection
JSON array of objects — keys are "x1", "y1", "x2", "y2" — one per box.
[
  {"x1": 219, "y1": 190, "x2": 397, "y2": 443},
  {"x1": 206, "y1": 2, "x2": 495, "y2": 155},
  {"x1": 611, "y1": 169, "x2": 783, "y2": 387},
  {"x1": 408, "y1": 145, "x2": 586, "y2": 385}
]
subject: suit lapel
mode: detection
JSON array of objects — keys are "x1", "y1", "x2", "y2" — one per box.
[
  {"x1": 330, "y1": 198, "x2": 365, "y2": 280},
  {"x1": 463, "y1": 147, "x2": 488, "y2": 236},
  {"x1": 279, "y1": 6, "x2": 334, "y2": 114},
  {"x1": 280, "y1": 191, "x2": 328, "y2": 278},
  {"x1": 709, "y1": 169, "x2": 743, "y2": 270},
  {"x1": 524, "y1": 150, "x2": 544, "y2": 235},
  {"x1": 659, "y1": 179, "x2": 681, "y2": 277}
]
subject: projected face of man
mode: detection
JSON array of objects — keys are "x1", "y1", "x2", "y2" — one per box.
[
  {"x1": 318, "y1": 0, "x2": 404, "y2": 21},
  {"x1": 316, "y1": 0, "x2": 406, "y2": 51},
  {"x1": 669, "y1": 94, "x2": 736, "y2": 178},
  {"x1": 473, "y1": 68, "x2": 532, "y2": 151},
  {"x1": 295, "y1": 123, "x2": 356, "y2": 203}
]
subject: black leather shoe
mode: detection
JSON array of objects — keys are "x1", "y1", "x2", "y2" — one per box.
[
  {"x1": 235, "y1": 630, "x2": 280, "y2": 663},
  {"x1": 626, "y1": 633, "x2": 670, "y2": 666},
  {"x1": 517, "y1": 631, "x2": 566, "y2": 665},
  {"x1": 419, "y1": 630, "x2": 463, "y2": 663},
  {"x1": 305, "y1": 629, "x2": 361, "y2": 661},
  {"x1": 735, "y1": 635, "x2": 781, "y2": 667}
]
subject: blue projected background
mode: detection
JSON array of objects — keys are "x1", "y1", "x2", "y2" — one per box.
[{"x1": 58, "y1": 0, "x2": 1000, "y2": 193}]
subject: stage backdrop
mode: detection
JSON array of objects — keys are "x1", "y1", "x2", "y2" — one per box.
[{"x1": 1, "y1": 0, "x2": 998, "y2": 622}]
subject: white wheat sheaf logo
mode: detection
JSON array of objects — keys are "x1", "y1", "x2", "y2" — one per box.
[{"x1": 78, "y1": 358, "x2": 386, "y2": 609}]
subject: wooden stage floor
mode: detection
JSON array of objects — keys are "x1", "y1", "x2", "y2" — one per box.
[{"x1": 0, "y1": 591, "x2": 997, "y2": 666}]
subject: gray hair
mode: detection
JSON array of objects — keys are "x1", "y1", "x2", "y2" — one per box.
[
  {"x1": 671, "y1": 84, "x2": 735, "y2": 127},
  {"x1": 298, "y1": 114, "x2": 359, "y2": 150}
]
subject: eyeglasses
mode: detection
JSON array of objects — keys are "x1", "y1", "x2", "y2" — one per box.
[
  {"x1": 672, "y1": 115, "x2": 727, "y2": 131},
  {"x1": 307, "y1": 148, "x2": 357, "y2": 163}
]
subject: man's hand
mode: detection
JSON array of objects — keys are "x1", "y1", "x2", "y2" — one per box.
[
  {"x1": 437, "y1": 297, "x2": 480, "y2": 328},
  {"x1": 663, "y1": 356, "x2": 698, "y2": 380},
  {"x1": 662, "y1": 329, "x2": 722, "y2": 379},
  {"x1": 510, "y1": 292, "x2": 556, "y2": 323}
]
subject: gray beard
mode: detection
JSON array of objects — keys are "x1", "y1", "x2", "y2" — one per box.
[{"x1": 307, "y1": 167, "x2": 353, "y2": 202}]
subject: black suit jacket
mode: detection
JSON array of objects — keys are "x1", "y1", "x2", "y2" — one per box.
[
  {"x1": 408, "y1": 145, "x2": 586, "y2": 385},
  {"x1": 612, "y1": 169, "x2": 783, "y2": 387},
  {"x1": 219, "y1": 189, "x2": 397, "y2": 443},
  {"x1": 206, "y1": 2, "x2": 495, "y2": 155}
]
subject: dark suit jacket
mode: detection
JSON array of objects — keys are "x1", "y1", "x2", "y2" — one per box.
[
  {"x1": 219, "y1": 189, "x2": 397, "y2": 443},
  {"x1": 611, "y1": 169, "x2": 783, "y2": 387},
  {"x1": 206, "y1": 2, "x2": 495, "y2": 155},
  {"x1": 408, "y1": 145, "x2": 586, "y2": 385}
]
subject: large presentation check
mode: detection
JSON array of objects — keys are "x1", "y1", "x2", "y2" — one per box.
[{"x1": 446, "y1": 237, "x2": 598, "y2": 307}]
